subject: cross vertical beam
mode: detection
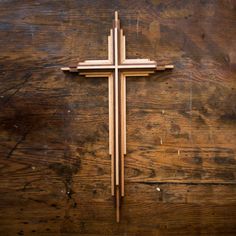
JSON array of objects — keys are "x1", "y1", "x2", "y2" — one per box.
[
  {"x1": 61, "y1": 11, "x2": 174, "y2": 223},
  {"x1": 113, "y1": 11, "x2": 121, "y2": 222}
]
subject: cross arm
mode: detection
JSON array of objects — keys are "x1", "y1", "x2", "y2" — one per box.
[
  {"x1": 156, "y1": 64, "x2": 174, "y2": 70},
  {"x1": 61, "y1": 65, "x2": 115, "y2": 73},
  {"x1": 118, "y1": 64, "x2": 174, "y2": 76}
]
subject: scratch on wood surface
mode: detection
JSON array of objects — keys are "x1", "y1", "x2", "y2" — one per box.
[
  {"x1": 6, "y1": 125, "x2": 33, "y2": 158},
  {"x1": 0, "y1": 72, "x2": 31, "y2": 106},
  {"x1": 136, "y1": 15, "x2": 139, "y2": 37},
  {"x1": 29, "y1": 25, "x2": 33, "y2": 39},
  {"x1": 0, "y1": 72, "x2": 31, "y2": 95}
]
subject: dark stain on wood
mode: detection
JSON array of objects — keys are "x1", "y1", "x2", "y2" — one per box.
[{"x1": 49, "y1": 160, "x2": 80, "y2": 201}]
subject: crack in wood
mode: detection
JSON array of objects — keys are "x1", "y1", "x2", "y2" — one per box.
[
  {"x1": 0, "y1": 72, "x2": 32, "y2": 106},
  {"x1": 6, "y1": 125, "x2": 34, "y2": 159}
]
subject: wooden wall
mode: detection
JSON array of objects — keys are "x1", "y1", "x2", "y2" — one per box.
[{"x1": 0, "y1": 0, "x2": 236, "y2": 235}]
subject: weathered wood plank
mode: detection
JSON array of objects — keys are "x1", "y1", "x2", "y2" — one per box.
[{"x1": 0, "y1": 0, "x2": 235, "y2": 235}]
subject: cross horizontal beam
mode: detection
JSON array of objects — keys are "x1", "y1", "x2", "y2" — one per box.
[{"x1": 61, "y1": 64, "x2": 173, "y2": 72}]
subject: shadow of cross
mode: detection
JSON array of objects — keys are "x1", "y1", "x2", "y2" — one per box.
[{"x1": 61, "y1": 11, "x2": 174, "y2": 223}]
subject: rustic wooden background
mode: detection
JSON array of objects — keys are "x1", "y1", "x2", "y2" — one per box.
[{"x1": 0, "y1": 0, "x2": 236, "y2": 235}]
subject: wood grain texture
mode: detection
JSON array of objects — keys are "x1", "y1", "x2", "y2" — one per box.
[{"x1": 0, "y1": 0, "x2": 235, "y2": 235}]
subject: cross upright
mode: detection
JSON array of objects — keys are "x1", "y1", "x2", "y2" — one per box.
[{"x1": 61, "y1": 11, "x2": 174, "y2": 223}]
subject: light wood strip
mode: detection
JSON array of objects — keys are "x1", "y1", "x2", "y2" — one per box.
[
  {"x1": 80, "y1": 72, "x2": 111, "y2": 75},
  {"x1": 118, "y1": 64, "x2": 156, "y2": 69},
  {"x1": 123, "y1": 75, "x2": 126, "y2": 156},
  {"x1": 83, "y1": 75, "x2": 110, "y2": 77},
  {"x1": 79, "y1": 60, "x2": 111, "y2": 65},
  {"x1": 114, "y1": 18, "x2": 119, "y2": 187},
  {"x1": 108, "y1": 30, "x2": 113, "y2": 63},
  {"x1": 120, "y1": 29, "x2": 125, "y2": 63},
  {"x1": 124, "y1": 73, "x2": 149, "y2": 77},
  {"x1": 123, "y1": 59, "x2": 155, "y2": 64},
  {"x1": 123, "y1": 71, "x2": 155, "y2": 75},
  {"x1": 77, "y1": 65, "x2": 115, "y2": 69},
  {"x1": 109, "y1": 75, "x2": 115, "y2": 196},
  {"x1": 120, "y1": 73, "x2": 125, "y2": 197},
  {"x1": 123, "y1": 34, "x2": 126, "y2": 61}
]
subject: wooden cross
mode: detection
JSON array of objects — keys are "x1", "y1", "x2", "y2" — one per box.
[{"x1": 61, "y1": 11, "x2": 173, "y2": 222}]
